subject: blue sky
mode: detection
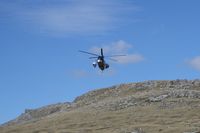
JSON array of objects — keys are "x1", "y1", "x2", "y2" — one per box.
[{"x1": 0, "y1": 0, "x2": 200, "y2": 124}]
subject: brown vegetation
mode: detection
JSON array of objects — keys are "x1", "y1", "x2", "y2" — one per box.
[{"x1": 1, "y1": 80, "x2": 200, "y2": 133}]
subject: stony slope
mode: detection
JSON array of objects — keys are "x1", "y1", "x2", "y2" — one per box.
[{"x1": 1, "y1": 80, "x2": 200, "y2": 133}]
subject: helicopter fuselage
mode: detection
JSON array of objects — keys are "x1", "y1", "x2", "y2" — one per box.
[{"x1": 95, "y1": 56, "x2": 109, "y2": 71}]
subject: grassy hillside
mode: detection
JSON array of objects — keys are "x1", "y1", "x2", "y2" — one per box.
[{"x1": 1, "y1": 80, "x2": 200, "y2": 133}]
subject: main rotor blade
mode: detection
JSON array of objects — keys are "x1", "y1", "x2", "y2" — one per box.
[
  {"x1": 107, "y1": 58, "x2": 118, "y2": 62},
  {"x1": 79, "y1": 50, "x2": 99, "y2": 56},
  {"x1": 89, "y1": 57, "x2": 98, "y2": 59},
  {"x1": 105, "y1": 54, "x2": 126, "y2": 58}
]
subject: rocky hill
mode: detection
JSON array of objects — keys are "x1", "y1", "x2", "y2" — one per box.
[{"x1": 1, "y1": 80, "x2": 200, "y2": 133}]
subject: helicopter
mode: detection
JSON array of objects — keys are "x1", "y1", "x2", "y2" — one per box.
[{"x1": 79, "y1": 48, "x2": 126, "y2": 71}]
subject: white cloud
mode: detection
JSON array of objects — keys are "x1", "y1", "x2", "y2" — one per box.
[
  {"x1": 0, "y1": 0, "x2": 141, "y2": 35},
  {"x1": 187, "y1": 56, "x2": 200, "y2": 71},
  {"x1": 113, "y1": 54, "x2": 144, "y2": 64},
  {"x1": 90, "y1": 40, "x2": 144, "y2": 64},
  {"x1": 90, "y1": 40, "x2": 132, "y2": 54}
]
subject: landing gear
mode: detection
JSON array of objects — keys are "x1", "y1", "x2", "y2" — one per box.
[{"x1": 105, "y1": 64, "x2": 109, "y2": 69}]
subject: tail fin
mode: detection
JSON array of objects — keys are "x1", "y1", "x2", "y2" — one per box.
[{"x1": 101, "y1": 48, "x2": 103, "y2": 57}]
